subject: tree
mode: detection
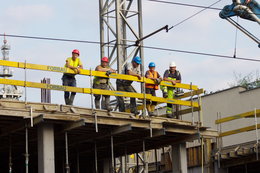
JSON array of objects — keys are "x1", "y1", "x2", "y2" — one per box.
[{"x1": 228, "y1": 71, "x2": 260, "y2": 89}]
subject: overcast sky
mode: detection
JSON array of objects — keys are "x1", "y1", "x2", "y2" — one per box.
[{"x1": 0, "y1": 0, "x2": 259, "y2": 107}]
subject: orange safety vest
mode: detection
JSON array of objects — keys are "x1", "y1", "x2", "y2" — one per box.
[{"x1": 145, "y1": 70, "x2": 159, "y2": 90}]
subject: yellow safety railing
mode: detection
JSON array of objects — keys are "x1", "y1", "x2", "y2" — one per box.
[
  {"x1": 0, "y1": 60, "x2": 199, "y2": 90},
  {"x1": 216, "y1": 109, "x2": 260, "y2": 137},
  {"x1": 0, "y1": 60, "x2": 203, "y2": 108}
]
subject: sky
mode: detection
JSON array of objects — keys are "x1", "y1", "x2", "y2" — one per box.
[{"x1": 0, "y1": 0, "x2": 259, "y2": 107}]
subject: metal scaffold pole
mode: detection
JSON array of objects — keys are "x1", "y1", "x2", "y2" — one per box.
[
  {"x1": 25, "y1": 127, "x2": 29, "y2": 173},
  {"x1": 143, "y1": 140, "x2": 148, "y2": 173},
  {"x1": 90, "y1": 68, "x2": 98, "y2": 133},
  {"x1": 95, "y1": 141, "x2": 98, "y2": 173},
  {"x1": 9, "y1": 136, "x2": 12, "y2": 173},
  {"x1": 190, "y1": 82, "x2": 194, "y2": 125},
  {"x1": 111, "y1": 136, "x2": 115, "y2": 173},
  {"x1": 65, "y1": 132, "x2": 70, "y2": 173},
  {"x1": 254, "y1": 108, "x2": 259, "y2": 160}
]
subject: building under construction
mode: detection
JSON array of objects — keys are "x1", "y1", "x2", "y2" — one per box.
[
  {"x1": 0, "y1": 39, "x2": 218, "y2": 172},
  {"x1": 0, "y1": 0, "x2": 259, "y2": 173}
]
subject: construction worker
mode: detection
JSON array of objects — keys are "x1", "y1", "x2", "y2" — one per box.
[
  {"x1": 116, "y1": 56, "x2": 142, "y2": 115},
  {"x1": 93, "y1": 57, "x2": 116, "y2": 111},
  {"x1": 62, "y1": 49, "x2": 83, "y2": 105},
  {"x1": 145, "y1": 62, "x2": 162, "y2": 116},
  {"x1": 161, "y1": 61, "x2": 181, "y2": 118}
]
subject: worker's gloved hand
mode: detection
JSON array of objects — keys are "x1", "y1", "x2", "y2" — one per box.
[
  {"x1": 106, "y1": 70, "x2": 112, "y2": 76},
  {"x1": 155, "y1": 78, "x2": 162, "y2": 84}
]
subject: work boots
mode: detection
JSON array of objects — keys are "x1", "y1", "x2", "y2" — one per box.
[
  {"x1": 105, "y1": 97, "x2": 113, "y2": 112},
  {"x1": 65, "y1": 98, "x2": 70, "y2": 105},
  {"x1": 95, "y1": 99, "x2": 100, "y2": 109},
  {"x1": 68, "y1": 94, "x2": 76, "y2": 105}
]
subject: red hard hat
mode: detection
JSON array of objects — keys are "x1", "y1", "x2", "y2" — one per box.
[
  {"x1": 72, "y1": 49, "x2": 80, "y2": 55},
  {"x1": 101, "y1": 57, "x2": 109, "y2": 62}
]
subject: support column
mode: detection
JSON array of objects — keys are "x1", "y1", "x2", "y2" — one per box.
[
  {"x1": 38, "y1": 123, "x2": 55, "y2": 173},
  {"x1": 171, "y1": 143, "x2": 188, "y2": 173},
  {"x1": 103, "y1": 159, "x2": 110, "y2": 173}
]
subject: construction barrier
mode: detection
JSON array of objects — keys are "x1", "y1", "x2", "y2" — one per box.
[{"x1": 0, "y1": 60, "x2": 204, "y2": 108}]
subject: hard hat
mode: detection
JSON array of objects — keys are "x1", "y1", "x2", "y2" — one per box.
[
  {"x1": 132, "y1": 56, "x2": 142, "y2": 64},
  {"x1": 72, "y1": 49, "x2": 80, "y2": 55},
  {"x1": 101, "y1": 57, "x2": 109, "y2": 62},
  {"x1": 169, "y1": 61, "x2": 176, "y2": 67},
  {"x1": 148, "y1": 62, "x2": 156, "y2": 67}
]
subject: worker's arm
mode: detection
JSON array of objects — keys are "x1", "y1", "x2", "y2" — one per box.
[
  {"x1": 127, "y1": 70, "x2": 142, "y2": 80},
  {"x1": 163, "y1": 70, "x2": 181, "y2": 85},
  {"x1": 65, "y1": 60, "x2": 77, "y2": 70},
  {"x1": 78, "y1": 64, "x2": 83, "y2": 69},
  {"x1": 96, "y1": 66, "x2": 116, "y2": 73}
]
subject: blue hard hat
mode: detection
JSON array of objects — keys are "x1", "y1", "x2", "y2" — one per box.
[
  {"x1": 132, "y1": 56, "x2": 142, "y2": 64},
  {"x1": 148, "y1": 62, "x2": 156, "y2": 67}
]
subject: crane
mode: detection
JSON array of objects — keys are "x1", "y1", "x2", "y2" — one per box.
[{"x1": 219, "y1": 0, "x2": 260, "y2": 47}]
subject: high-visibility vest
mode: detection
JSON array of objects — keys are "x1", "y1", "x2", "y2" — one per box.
[
  {"x1": 93, "y1": 66, "x2": 110, "y2": 84},
  {"x1": 145, "y1": 70, "x2": 159, "y2": 90}
]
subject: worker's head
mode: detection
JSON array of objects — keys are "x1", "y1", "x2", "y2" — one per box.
[
  {"x1": 169, "y1": 61, "x2": 176, "y2": 71},
  {"x1": 101, "y1": 57, "x2": 109, "y2": 67},
  {"x1": 148, "y1": 62, "x2": 156, "y2": 71},
  {"x1": 132, "y1": 56, "x2": 142, "y2": 67},
  {"x1": 72, "y1": 49, "x2": 80, "y2": 59}
]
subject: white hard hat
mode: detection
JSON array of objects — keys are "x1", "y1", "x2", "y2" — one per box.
[{"x1": 169, "y1": 61, "x2": 176, "y2": 67}]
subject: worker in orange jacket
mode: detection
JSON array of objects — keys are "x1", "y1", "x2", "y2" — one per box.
[{"x1": 145, "y1": 62, "x2": 162, "y2": 116}]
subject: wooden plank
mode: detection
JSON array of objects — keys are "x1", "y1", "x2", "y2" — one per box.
[
  {"x1": 220, "y1": 124, "x2": 260, "y2": 137},
  {"x1": 111, "y1": 124, "x2": 132, "y2": 135},
  {"x1": 60, "y1": 119, "x2": 85, "y2": 132},
  {"x1": 215, "y1": 109, "x2": 260, "y2": 124}
]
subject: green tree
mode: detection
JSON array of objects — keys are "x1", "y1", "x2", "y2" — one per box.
[{"x1": 229, "y1": 71, "x2": 260, "y2": 89}]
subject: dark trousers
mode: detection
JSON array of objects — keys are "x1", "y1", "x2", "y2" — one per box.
[
  {"x1": 116, "y1": 80, "x2": 137, "y2": 113},
  {"x1": 62, "y1": 74, "x2": 76, "y2": 105},
  {"x1": 93, "y1": 83, "x2": 110, "y2": 110},
  {"x1": 145, "y1": 88, "x2": 157, "y2": 105}
]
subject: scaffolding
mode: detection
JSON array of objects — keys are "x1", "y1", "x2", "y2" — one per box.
[
  {"x1": 215, "y1": 109, "x2": 260, "y2": 166},
  {"x1": 0, "y1": 59, "x2": 217, "y2": 173}
]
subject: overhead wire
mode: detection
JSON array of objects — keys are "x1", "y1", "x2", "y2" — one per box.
[
  {"x1": 141, "y1": 45, "x2": 260, "y2": 62},
  {"x1": 0, "y1": 33, "x2": 259, "y2": 62},
  {"x1": 167, "y1": 0, "x2": 223, "y2": 30},
  {"x1": 147, "y1": 0, "x2": 260, "y2": 15},
  {"x1": 147, "y1": 0, "x2": 222, "y2": 10}
]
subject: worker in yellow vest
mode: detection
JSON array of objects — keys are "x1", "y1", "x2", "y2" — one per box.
[
  {"x1": 161, "y1": 61, "x2": 181, "y2": 118},
  {"x1": 93, "y1": 57, "x2": 116, "y2": 111},
  {"x1": 145, "y1": 62, "x2": 162, "y2": 116},
  {"x1": 62, "y1": 49, "x2": 83, "y2": 105}
]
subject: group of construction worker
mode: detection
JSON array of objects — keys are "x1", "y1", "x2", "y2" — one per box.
[{"x1": 62, "y1": 49, "x2": 181, "y2": 118}]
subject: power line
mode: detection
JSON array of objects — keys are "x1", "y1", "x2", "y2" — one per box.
[
  {"x1": 147, "y1": 0, "x2": 260, "y2": 15},
  {"x1": 0, "y1": 33, "x2": 259, "y2": 62},
  {"x1": 142, "y1": 45, "x2": 260, "y2": 62},
  {"x1": 168, "y1": 0, "x2": 223, "y2": 30},
  {"x1": 0, "y1": 34, "x2": 101, "y2": 45},
  {"x1": 147, "y1": 0, "x2": 222, "y2": 10}
]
